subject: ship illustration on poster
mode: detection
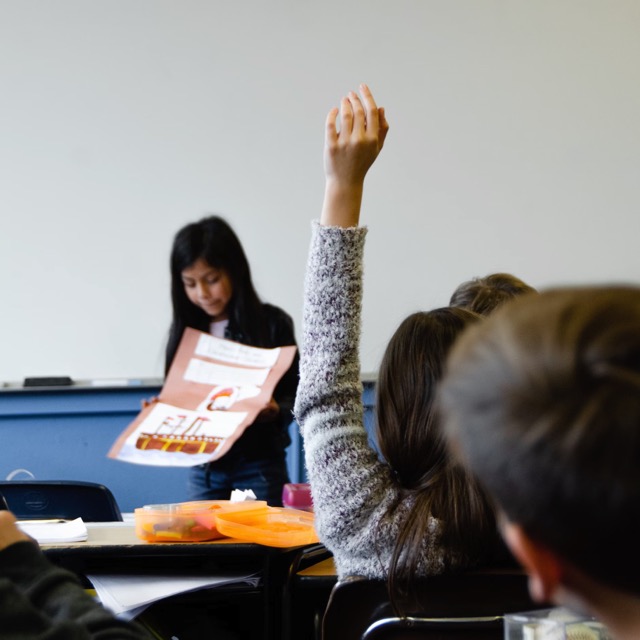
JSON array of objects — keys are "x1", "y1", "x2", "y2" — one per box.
[
  {"x1": 108, "y1": 328, "x2": 297, "y2": 467},
  {"x1": 136, "y1": 413, "x2": 222, "y2": 455}
]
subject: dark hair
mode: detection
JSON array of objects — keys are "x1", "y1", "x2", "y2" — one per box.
[
  {"x1": 166, "y1": 215, "x2": 265, "y2": 372},
  {"x1": 450, "y1": 273, "x2": 536, "y2": 316},
  {"x1": 376, "y1": 307, "x2": 497, "y2": 606},
  {"x1": 439, "y1": 286, "x2": 640, "y2": 596}
]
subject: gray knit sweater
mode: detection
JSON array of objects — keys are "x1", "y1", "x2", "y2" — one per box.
[{"x1": 294, "y1": 222, "x2": 452, "y2": 580}]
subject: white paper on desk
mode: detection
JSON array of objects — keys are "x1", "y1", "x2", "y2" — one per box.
[
  {"x1": 17, "y1": 517, "x2": 88, "y2": 543},
  {"x1": 87, "y1": 571, "x2": 261, "y2": 620}
]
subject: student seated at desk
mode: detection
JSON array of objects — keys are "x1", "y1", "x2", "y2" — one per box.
[
  {"x1": 449, "y1": 272, "x2": 536, "y2": 315},
  {"x1": 0, "y1": 510, "x2": 150, "y2": 639},
  {"x1": 440, "y1": 286, "x2": 640, "y2": 640},
  {"x1": 294, "y1": 84, "x2": 504, "y2": 611}
]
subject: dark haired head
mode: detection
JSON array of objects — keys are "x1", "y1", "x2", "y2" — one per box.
[
  {"x1": 440, "y1": 286, "x2": 640, "y2": 595},
  {"x1": 376, "y1": 307, "x2": 497, "y2": 602},
  {"x1": 450, "y1": 273, "x2": 536, "y2": 316},
  {"x1": 166, "y1": 215, "x2": 263, "y2": 371}
]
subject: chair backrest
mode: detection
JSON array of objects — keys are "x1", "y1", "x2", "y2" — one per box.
[
  {"x1": 322, "y1": 569, "x2": 545, "y2": 640},
  {"x1": 282, "y1": 543, "x2": 336, "y2": 640},
  {"x1": 0, "y1": 480, "x2": 123, "y2": 521},
  {"x1": 362, "y1": 616, "x2": 504, "y2": 640}
]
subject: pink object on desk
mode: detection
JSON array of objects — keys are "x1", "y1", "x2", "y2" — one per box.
[{"x1": 282, "y1": 483, "x2": 313, "y2": 511}]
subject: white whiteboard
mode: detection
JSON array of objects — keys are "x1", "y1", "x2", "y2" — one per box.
[{"x1": 1, "y1": 0, "x2": 639, "y2": 383}]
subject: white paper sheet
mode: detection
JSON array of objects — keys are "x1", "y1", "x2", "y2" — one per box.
[
  {"x1": 87, "y1": 571, "x2": 261, "y2": 620},
  {"x1": 17, "y1": 517, "x2": 88, "y2": 543}
]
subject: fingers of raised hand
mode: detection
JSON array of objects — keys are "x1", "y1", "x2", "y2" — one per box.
[
  {"x1": 378, "y1": 106, "x2": 390, "y2": 149},
  {"x1": 347, "y1": 90, "x2": 366, "y2": 135},
  {"x1": 358, "y1": 83, "x2": 380, "y2": 132},
  {"x1": 325, "y1": 107, "x2": 340, "y2": 144},
  {"x1": 339, "y1": 95, "x2": 354, "y2": 139},
  {"x1": 331, "y1": 85, "x2": 383, "y2": 140}
]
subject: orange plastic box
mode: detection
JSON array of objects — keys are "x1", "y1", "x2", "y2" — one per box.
[
  {"x1": 214, "y1": 506, "x2": 319, "y2": 548},
  {"x1": 134, "y1": 500, "x2": 267, "y2": 542}
]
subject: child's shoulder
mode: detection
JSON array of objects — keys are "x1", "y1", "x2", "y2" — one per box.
[
  {"x1": 260, "y1": 303, "x2": 297, "y2": 347},
  {"x1": 261, "y1": 302, "x2": 294, "y2": 325}
]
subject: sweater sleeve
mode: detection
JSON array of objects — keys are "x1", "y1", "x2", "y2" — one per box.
[
  {"x1": 294, "y1": 222, "x2": 409, "y2": 580},
  {"x1": 0, "y1": 541, "x2": 151, "y2": 640}
]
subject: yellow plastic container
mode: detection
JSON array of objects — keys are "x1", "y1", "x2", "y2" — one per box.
[
  {"x1": 134, "y1": 500, "x2": 267, "y2": 542},
  {"x1": 214, "y1": 506, "x2": 319, "y2": 547}
]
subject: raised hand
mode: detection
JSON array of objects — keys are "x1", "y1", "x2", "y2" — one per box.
[{"x1": 321, "y1": 84, "x2": 389, "y2": 228}]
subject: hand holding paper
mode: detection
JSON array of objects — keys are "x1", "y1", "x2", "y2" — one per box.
[{"x1": 108, "y1": 329, "x2": 296, "y2": 467}]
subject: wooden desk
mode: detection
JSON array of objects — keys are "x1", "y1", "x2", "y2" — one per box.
[
  {"x1": 297, "y1": 556, "x2": 336, "y2": 578},
  {"x1": 42, "y1": 520, "x2": 266, "y2": 551},
  {"x1": 42, "y1": 522, "x2": 311, "y2": 640}
]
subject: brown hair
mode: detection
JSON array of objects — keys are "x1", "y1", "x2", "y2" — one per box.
[
  {"x1": 450, "y1": 273, "x2": 536, "y2": 316},
  {"x1": 376, "y1": 307, "x2": 498, "y2": 606},
  {"x1": 439, "y1": 286, "x2": 640, "y2": 595}
]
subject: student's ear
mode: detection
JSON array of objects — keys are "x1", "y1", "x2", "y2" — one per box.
[{"x1": 502, "y1": 522, "x2": 564, "y2": 603}]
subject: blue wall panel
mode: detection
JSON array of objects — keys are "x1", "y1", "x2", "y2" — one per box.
[{"x1": 0, "y1": 382, "x2": 375, "y2": 512}]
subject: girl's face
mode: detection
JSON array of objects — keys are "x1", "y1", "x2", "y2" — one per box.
[{"x1": 181, "y1": 258, "x2": 233, "y2": 321}]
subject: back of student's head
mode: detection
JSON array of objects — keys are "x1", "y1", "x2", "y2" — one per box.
[
  {"x1": 439, "y1": 286, "x2": 640, "y2": 596},
  {"x1": 450, "y1": 272, "x2": 536, "y2": 315},
  {"x1": 376, "y1": 307, "x2": 497, "y2": 596},
  {"x1": 377, "y1": 307, "x2": 480, "y2": 485}
]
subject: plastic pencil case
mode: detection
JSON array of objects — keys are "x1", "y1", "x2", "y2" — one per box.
[
  {"x1": 504, "y1": 607, "x2": 610, "y2": 639},
  {"x1": 282, "y1": 483, "x2": 313, "y2": 511},
  {"x1": 214, "y1": 506, "x2": 319, "y2": 547},
  {"x1": 134, "y1": 500, "x2": 267, "y2": 542}
]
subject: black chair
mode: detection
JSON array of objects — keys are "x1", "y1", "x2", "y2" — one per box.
[
  {"x1": 322, "y1": 569, "x2": 545, "y2": 640},
  {"x1": 361, "y1": 615, "x2": 504, "y2": 639},
  {"x1": 282, "y1": 543, "x2": 336, "y2": 640},
  {"x1": 0, "y1": 480, "x2": 123, "y2": 521}
]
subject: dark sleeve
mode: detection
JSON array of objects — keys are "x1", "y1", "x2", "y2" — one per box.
[
  {"x1": 0, "y1": 541, "x2": 151, "y2": 640},
  {"x1": 267, "y1": 306, "x2": 300, "y2": 428}
]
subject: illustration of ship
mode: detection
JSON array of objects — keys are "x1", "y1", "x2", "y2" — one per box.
[{"x1": 136, "y1": 414, "x2": 222, "y2": 455}]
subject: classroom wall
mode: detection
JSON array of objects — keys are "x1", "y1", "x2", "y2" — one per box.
[{"x1": 1, "y1": 0, "x2": 639, "y2": 383}]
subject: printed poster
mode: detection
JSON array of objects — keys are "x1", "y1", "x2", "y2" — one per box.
[{"x1": 108, "y1": 328, "x2": 297, "y2": 467}]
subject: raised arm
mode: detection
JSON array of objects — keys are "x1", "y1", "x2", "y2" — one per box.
[
  {"x1": 295, "y1": 86, "x2": 402, "y2": 580},
  {"x1": 321, "y1": 83, "x2": 389, "y2": 228}
]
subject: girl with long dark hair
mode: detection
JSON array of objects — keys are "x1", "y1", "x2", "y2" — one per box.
[
  {"x1": 167, "y1": 215, "x2": 299, "y2": 505},
  {"x1": 294, "y1": 85, "x2": 500, "y2": 607}
]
